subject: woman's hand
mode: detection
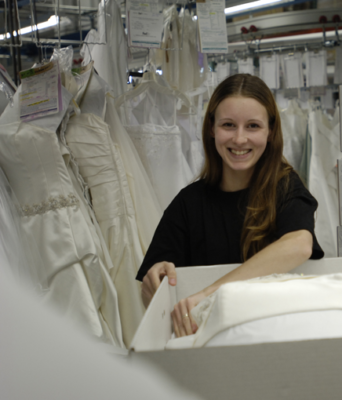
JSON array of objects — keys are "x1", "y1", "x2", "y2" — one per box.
[
  {"x1": 141, "y1": 261, "x2": 177, "y2": 308},
  {"x1": 171, "y1": 290, "x2": 208, "y2": 337}
]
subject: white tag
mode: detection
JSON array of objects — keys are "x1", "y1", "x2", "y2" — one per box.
[
  {"x1": 19, "y1": 61, "x2": 62, "y2": 122},
  {"x1": 197, "y1": 0, "x2": 228, "y2": 54}
]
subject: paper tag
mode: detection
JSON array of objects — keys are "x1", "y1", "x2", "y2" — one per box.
[
  {"x1": 128, "y1": 10, "x2": 164, "y2": 48},
  {"x1": 197, "y1": 0, "x2": 228, "y2": 54},
  {"x1": 19, "y1": 61, "x2": 62, "y2": 122}
]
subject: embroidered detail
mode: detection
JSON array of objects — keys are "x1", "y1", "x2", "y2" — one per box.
[{"x1": 22, "y1": 194, "x2": 79, "y2": 216}]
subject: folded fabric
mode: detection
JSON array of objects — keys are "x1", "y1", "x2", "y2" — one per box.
[{"x1": 190, "y1": 273, "x2": 342, "y2": 347}]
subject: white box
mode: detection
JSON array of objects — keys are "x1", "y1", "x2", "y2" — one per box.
[{"x1": 129, "y1": 258, "x2": 342, "y2": 399}]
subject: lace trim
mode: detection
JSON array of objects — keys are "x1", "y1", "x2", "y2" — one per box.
[{"x1": 22, "y1": 194, "x2": 79, "y2": 216}]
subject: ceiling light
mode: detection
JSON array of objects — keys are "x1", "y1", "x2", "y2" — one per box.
[
  {"x1": 0, "y1": 15, "x2": 59, "y2": 41},
  {"x1": 225, "y1": 0, "x2": 282, "y2": 15}
]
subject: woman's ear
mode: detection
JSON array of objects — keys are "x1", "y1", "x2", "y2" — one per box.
[
  {"x1": 210, "y1": 129, "x2": 215, "y2": 138},
  {"x1": 267, "y1": 129, "x2": 272, "y2": 142}
]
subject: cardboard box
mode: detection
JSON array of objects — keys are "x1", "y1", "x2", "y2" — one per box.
[{"x1": 129, "y1": 258, "x2": 342, "y2": 399}]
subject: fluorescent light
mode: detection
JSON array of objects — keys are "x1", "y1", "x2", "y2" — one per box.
[
  {"x1": 225, "y1": 0, "x2": 282, "y2": 15},
  {"x1": 0, "y1": 15, "x2": 59, "y2": 41}
]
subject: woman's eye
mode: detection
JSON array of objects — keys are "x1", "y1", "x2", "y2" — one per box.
[
  {"x1": 248, "y1": 123, "x2": 259, "y2": 128},
  {"x1": 223, "y1": 122, "x2": 234, "y2": 127}
]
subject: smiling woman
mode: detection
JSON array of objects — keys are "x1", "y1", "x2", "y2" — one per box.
[{"x1": 136, "y1": 74, "x2": 324, "y2": 338}]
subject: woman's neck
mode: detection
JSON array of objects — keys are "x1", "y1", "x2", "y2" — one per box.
[{"x1": 220, "y1": 169, "x2": 253, "y2": 192}]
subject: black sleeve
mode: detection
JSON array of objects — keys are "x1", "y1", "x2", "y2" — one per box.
[
  {"x1": 136, "y1": 191, "x2": 190, "y2": 281},
  {"x1": 275, "y1": 172, "x2": 324, "y2": 259}
]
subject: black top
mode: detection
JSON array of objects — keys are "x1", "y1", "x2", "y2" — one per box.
[{"x1": 136, "y1": 172, "x2": 324, "y2": 281}]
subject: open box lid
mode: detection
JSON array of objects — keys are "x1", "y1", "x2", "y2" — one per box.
[{"x1": 130, "y1": 258, "x2": 342, "y2": 352}]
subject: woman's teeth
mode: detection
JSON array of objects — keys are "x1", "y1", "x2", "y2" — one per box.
[{"x1": 230, "y1": 149, "x2": 250, "y2": 155}]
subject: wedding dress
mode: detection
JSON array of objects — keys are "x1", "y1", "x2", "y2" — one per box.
[
  {"x1": 280, "y1": 99, "x2": 308, "y2": 171},
  {"x1": 64, "y1": 69, "x2": 147, "y2": 346},
  {"x1": 116, "y1": 72, "x2": 194, "y2": 210},
  {"x1": 308, "y1": 106, "x2": 340, "y2": 257},
  {"x1": 0, "y1": 167, "x2": 45, "y2": 291},
  {"x1": 0, "y1": 118, "x2": 124, "y2": 347},
  {"x1": 0, "y1": 77, "x2": 124, "y2": 347},
  {"x1": 82, "y1": 0, "x2": 128, "y2": 99}
]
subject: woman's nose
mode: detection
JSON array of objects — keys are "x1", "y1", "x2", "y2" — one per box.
[{"x1": 232, "y1": 127, "x2": 248, "y2": 145}]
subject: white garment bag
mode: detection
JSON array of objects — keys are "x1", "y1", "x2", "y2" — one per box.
[
  {"x1": 237, "y1": 58, "x2": 254, "y2": 75},
  {"x1": 305, "y1": 50, "x2": 327, "y2": 87},
  {"x1": 282, "y1": 52, "x2": 304, "y2": 88},
  {"x1": 334, "y1": 47, "x2": 342, "y2": 84},
  {"x1": 259, "y1": 54, "x2": 280, "y2": 89}
]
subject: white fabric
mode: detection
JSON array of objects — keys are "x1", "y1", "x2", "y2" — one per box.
[
  {"x1": 125, "y1": 123, "x2": 193, "y2": 210},
  {"x1": 308, "y1": 108, "x2": 340, "y2": 257},
  {"x1": 237, "y1": 58, "x2": 254, "y2": 75},
  {"x1": 305, "y1": 50, "x2": 327, "y2": 88},
  {"x1": 216, "y1": 63, "x2": 230, "y2": 85},
  {"x1": 0, "y1": 121, "x2": 124, "y2": 347},
  {"x1": 259, "y1": 54, "x2": 280, "y2": 89},
  {"x1": 334, "y1": 46, "x2": 342, "y2": 84},
  {"x1": 82, "y1": 0, "x2": 127, "y2": 99},
  {"x1": 0, "y1": 167, "x2": 45, "y2": 291},
  {"x1": 166, "y1": 310, "x2": 342, "y2": 349},
  {"x1": 105, "y1": 95, "x2": 162, "y2": 253},
  {"x1": 206, "y1": 310, "x2": 342, "y2": 347},
  {"x1": 167, "y1": 273, "x2": 342, "y2": 348},
  {"x1": 280, "y1": 99, "x2": 308, "y2": 171},
  {"x1": 282, "y1": 53, "x2": 304, "y2": 88},
  {"x1": 65, "y1": 112, "x2": 145, "y2": 347},
  {"x1": 154, "y1": 6, "x2": 207, "y2": 93},
  {"x1": 116, "y1": 74, "x2": 194, "y2": 210}
]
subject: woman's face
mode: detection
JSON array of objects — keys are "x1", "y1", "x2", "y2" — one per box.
[{"x1": 212, "y1": 95, "x2": 271, "y2": 180}]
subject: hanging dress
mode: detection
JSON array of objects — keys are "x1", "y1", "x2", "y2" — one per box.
[
  {"x1": 0, "y1": 80, "x2": 124, "y2": 347},
  {"x1": 280, "y1": 99, "x2": 308, "y2": 172},
  {"x1": 116, "y1": 72, "x2": 194, "y2": 210},
  {"x1": 308, "y1": 105, "x2": 340, "y2": 258},
  {"x1": 65, "y1": 69, "x2": 146, "y2": 347}
]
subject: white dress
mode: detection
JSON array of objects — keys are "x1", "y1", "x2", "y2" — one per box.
[
  {"x1": 0, "y1": 120, "x2": 124, "y2": 347},
  {"x1": 116, "y1": 74, "x2": 194, "y2": 210},
  {"x1": 64, "y1": 69, "x2": 147, "y2": 346},
  {"x1": 280, "y1": 99, "x2": 308, "y2": 171},
  {"x1": 308, "y1": 107, "x2": 340, "y2": 258},
  {"x1": 82, "y1": 0, "x2": 127, "y2": 99}
]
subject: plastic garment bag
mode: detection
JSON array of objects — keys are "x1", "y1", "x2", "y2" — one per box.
[
  {"x1": 305, "y1": 50, "x2": 327, "y2": 88},
  {"x1": 282, "y1": 53, "x2": 304, "y2": 88},
  {"x1": 153, "y1": 6, "x2": 207, "y2": 93},
  {"x1": 238, "y1": 58, "x2": 254, "y2": 75},
  {"x1": 259, "y1": 54, "x2": 280, "y2": 89},
  {"x1": 334, "y1": 46, "x2": 342, "y2": 84}
]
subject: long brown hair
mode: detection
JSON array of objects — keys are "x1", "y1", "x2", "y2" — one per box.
[{"x1": 199, "y1": 73, "x2": 293, "y2": 261}]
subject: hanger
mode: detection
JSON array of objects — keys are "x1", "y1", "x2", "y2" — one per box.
[{"x1": 115, "y1": 70, "x2": 191, "y2": 109}]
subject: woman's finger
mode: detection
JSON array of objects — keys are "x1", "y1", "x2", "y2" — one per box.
[
  {"x1": 173, "y1": 306, "x2": 187, "y2": 337},
  {"x1": 179, "y1": 302, "x2": 193, "y2": 336}
]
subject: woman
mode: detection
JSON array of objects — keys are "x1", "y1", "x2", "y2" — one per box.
[{"x1": 136, "y1": 74, "x2": 324, "y2": 338}]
